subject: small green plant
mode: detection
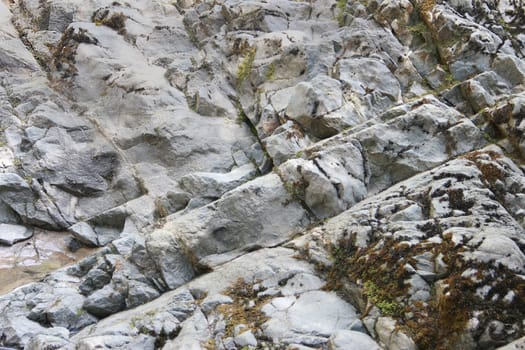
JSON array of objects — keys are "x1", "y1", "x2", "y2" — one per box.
[
  {"x1": 23, "y1": 176, "x2": 33, "y2": 185},
  {"x1": 75, "y1": 308, "x2": 86, "y2": 317},
  {"x1": 336, "y1": 0, "x2": 349, "y2": 26},
  {"x1": 237, "y1": 47, "x2": 257, "y2": 86},
  {"x1": 154, "y1": 197, "x2": 169, "y2": 218},
  {"x1": 363, "y1": 281, "x2": 402, "y2": 316},
  {"x1": 133, "y1": 174, "x2": 149, "y2": 195},
  {"x1": 265, "y1": 62, "x2": 276, "y2": 81},
  {"x1": 443, "y1": 72, "x2": 457, "y2": 87},
  {"x1": 13, "y1": 157, "x2": 22, "y2": 168},
  {"x1": 283, "y1": 180, "x2": 306, "y2": 199},
  {"x1": 408, "y1": 22, "x2": 428, "y2": 35}
]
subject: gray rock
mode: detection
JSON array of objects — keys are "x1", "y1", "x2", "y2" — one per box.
[
  {"x1": 280, "y1": 273, "x2": 324, "y2": 296},
  {"x1": 264, "y1": 121, "x2": 313, "y2": 166},
  {"x1": 1, "y1": 0, "x2": 525, "y2": 349},
  {"x1": 285, "y1": 75, "x2": 344, "y2": 138},
  {"x1": 145, "y1": 229, "x2": 196, "y2": 290},
  {"x1": 336, "y1": 56, "x2": 401, "y2": 110},
  {"x1": 350, "y1": 97, "x2": 486, "y2": 193},
  {"x1": 41, "y1": 292, "x2": 97, "y2": 330},
  {"x1": 0, "y1": 315, "x2": 69, "y2": 349},
  {"x1": 161, "y1": 309, "x2": 210, "y2": 350},
  {"x1": 286, "y1": 291, "x2": 358, "y2": 336},
  {"x1": 126, "y1": 281, "x2": 160, "y2": 308},
  {"x1": 279, "y1": 138, "x2": 369, "y2": 219},
  {"x1": 24, "y1": 334, "x2": 71, "y2": 350},
  {"x1": 0, "y1": 224, "x2": 33, "y2": 246},
  {"x1": 83, "y1": 284, "x2": 126, "y2": 318},
  {"x1": 493, "y1": 54, "x2": 525, "y2": 87},
  {"x1": 155, "y1": 173, "x2": 310, "y2": 268},
  {"x1": 179, "y1": 164, "x2": 257, "y2": 199},
  {"x1": 79, "y1": 268, "x2": 112, "y2": 295},
  {"x1": 76, "y1": 335, "x2": 156, "y2": 350},
  {"x1": 0, "y1": 173, "x2": 67, "y2": 229},
  {"x1": 200, "y1": 294, "x2": 233, "y2": 315},
  {"x1": 234, "y1": 330, "x2": 257, "y2": 347},
  {"x1": 69, "y1": 222, "x2": 99, "y2": 247},
  {"x1": 375, "y1": 317, "x2": 417, "y2": 350},
  {"x1": 428, "y1": 4, "x2": 501, "y2": 80},
  {"x1": 262, "y1": 290, "x2": 360, "y2": 342},
  {"x1": 328, "y1": 330, "x2": 381, "y2": 350}
]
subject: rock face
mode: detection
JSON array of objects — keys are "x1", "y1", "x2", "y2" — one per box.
[{"x1": 0, "y1": 0, "x2": 524, "y2": 349}]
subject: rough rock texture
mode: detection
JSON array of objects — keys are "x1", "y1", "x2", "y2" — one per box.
[{"x1": 1, "y1": 0, "x2": 525, "y2": 349}]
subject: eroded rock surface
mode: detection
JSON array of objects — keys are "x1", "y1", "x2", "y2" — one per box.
[{"x1": 1, "y1": 0, "x2": 525, "y2": 349}]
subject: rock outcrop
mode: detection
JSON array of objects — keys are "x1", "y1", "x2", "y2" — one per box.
[{"x1": 0, "y1": 0, "x2": 524, "y2": 349}]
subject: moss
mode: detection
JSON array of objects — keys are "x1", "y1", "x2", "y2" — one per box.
[
  {"x1": 92, "y1": 9, "x2": 127, "y2": 34},
  {"x1": 283, "y1": 180, "x2": 306, "y2": 200},
  {"x1": 463, "y1": 150, "x2": 504, "y2": 185},
  {"x1": 216, "y1": 278, "x2": 270, "y2": 338},
  {"x1": 404, "y1": 261, "x2": 525, "y2": 350},
  {"x1": 443, "y1": 71, "x2": 458, "y2": 88},
  {"x1": 265, "y1": 62, "x2": 276, "y2": 81},
  {"x1": 363, "y1": 280, "x2": 403, "y2": 316},
  {"x1": 133, "y1": 174, "x2": 149, "y2": 195},
  {"x1": 408, "y1": 22, "x2": 429, "y2": 35},
  {"x1": 447, "y1": 188, "x2": 474, "y2": 212},
  {"x1": 237, "y1": 47, "x2": 257, "y2": 87},
  {"x1": 154, "y1": 197, "x2": 169, "y2": 219},
  {"x1": 23, "y1": 176, "x2": 33, "y2": 186},
  {"x1": 13, "y1": 157, "x2": 22, "y2": 168},
  {"x1": 336, "y1": 0, "x2": 349, "y2": 27},
  {"x1": 323, "y1": 229, "x2": 525, "y2": 349},
  {"x1": 52, "y1": 27, "x2": 98, "y2": 78},
  {"x1": 418, "y1": 0, "x2": 436, "y2": 20},
  {"x1": 100, "y1": 12, "x2": 127, "y2": 33}
]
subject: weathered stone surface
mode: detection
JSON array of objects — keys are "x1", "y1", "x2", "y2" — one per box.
[
  {"x1": 155, "y1": 173, "x2": 310, "y2": 268},
  {"x1": 0, "y1": 314, "x2": 69, "y2": 348},
  {"x1": 179, "y1": 163, "x2": 257, "y2": 199},
  {"x1": 83, "y1": 284, "x2": 126, "y2": 318},
  {"x1": 25, "y1": 334, "x2": 71, "y2": 350},
  {"x1": 0, "y1": 224, "x2": 32, "y2": 246},
  {"x1": 69, "y1": 222, "x2": 98, "y2": 247},
  {"x1": 279, "y1": 138, "x2": 369, "y2": 219},
  {"x1": 328, "y1": 330, "x2": 381, "y2": 350},
  {"x1": 0, "y1": 0, "x2": 525, "y2": 348}
]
